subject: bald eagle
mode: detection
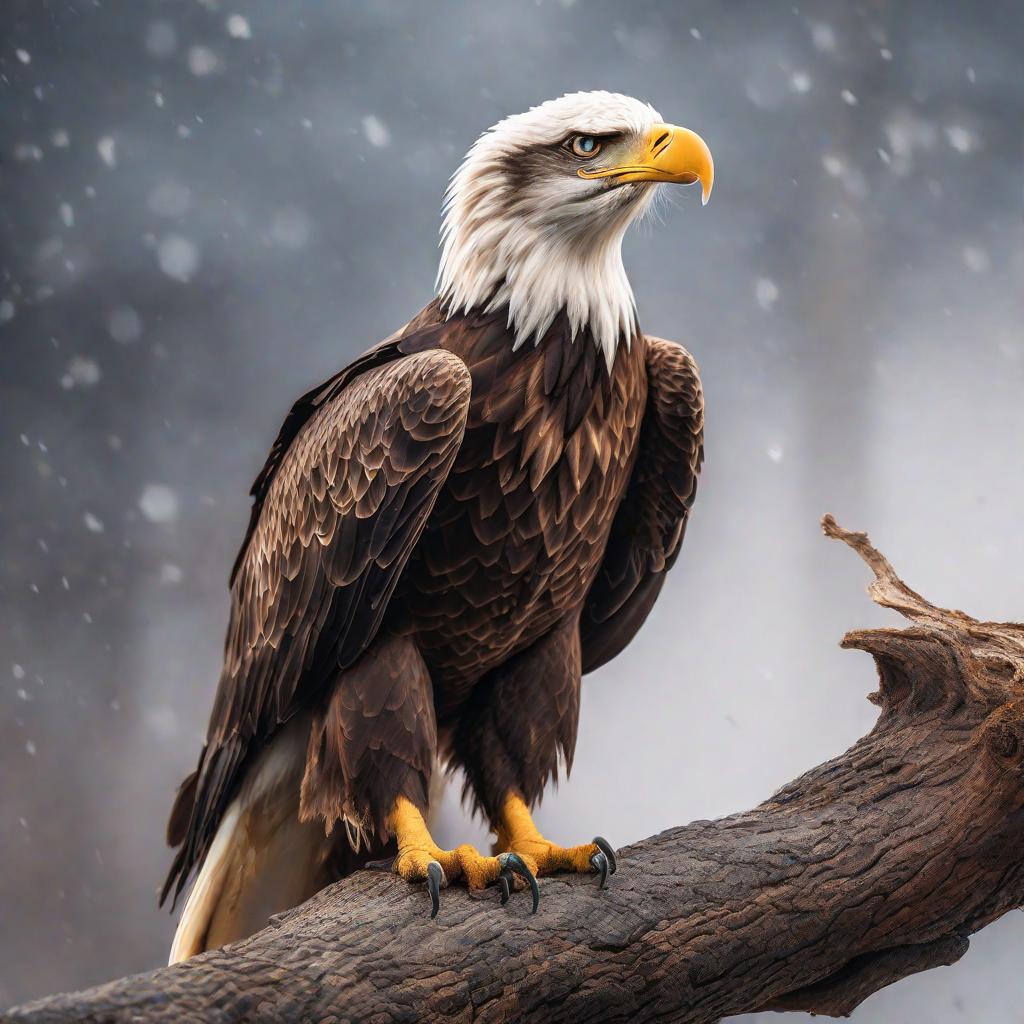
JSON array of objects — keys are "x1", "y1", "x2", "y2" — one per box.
[{"x1": 164, "y1": 90, "x2": 711, "y2": 962}]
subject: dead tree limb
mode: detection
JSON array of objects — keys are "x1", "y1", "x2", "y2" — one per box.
[{"x1": 7, "y1": 517, "x2": 1024, "y2": 1024}]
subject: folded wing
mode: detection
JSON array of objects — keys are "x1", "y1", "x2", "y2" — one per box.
[
  {"x1": 580, "y1": 336, "x2": 704, "y2": 674},
  {"x1": 163, "y1": 345, "x2": 471, "y2": 904}
]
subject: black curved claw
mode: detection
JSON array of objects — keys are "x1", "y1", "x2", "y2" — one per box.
[
  {"x1": 593, "y1": 836, "x2": 617, "y2": 876},
  {"x1": 499, "y1": 852, "x2": 540, "y2": 913},
  {"x1": 426, "y1": 860, "x2": 444, "y2": 919},
  {"x1": 590, "y1": 851, "x2": 609, "y2": 890},
  {"x1": 498, "y1": 871, "x2": 512, "y2": 906}
]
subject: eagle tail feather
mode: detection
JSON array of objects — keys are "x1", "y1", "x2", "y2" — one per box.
[{"x1": 168, "y1": 724, "x2": 329, "y2": 965}]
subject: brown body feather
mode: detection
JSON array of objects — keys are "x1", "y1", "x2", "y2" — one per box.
[{"x1": 163, "y1": 299, "x2": 703, "y2": 919}]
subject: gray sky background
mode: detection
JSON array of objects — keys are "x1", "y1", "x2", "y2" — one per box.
[{"x1": 2, "y1": 1, "x2": 1023, "y2": 1018}]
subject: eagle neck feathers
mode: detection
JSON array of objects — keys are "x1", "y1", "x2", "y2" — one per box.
[{"x1": 436, "y1": 167, "x2": 641, "y2": 373}]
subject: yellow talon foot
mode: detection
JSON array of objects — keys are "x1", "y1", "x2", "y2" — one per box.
[
  {"x1": 389, "y1": 798, "x2": 539, "y2": 917},
  {"x1": 395, "y1": 841, "x2": 502, "y2": 889},
  {"x1": 496, "y1": 795, "x2": 618, "y2": 889}
]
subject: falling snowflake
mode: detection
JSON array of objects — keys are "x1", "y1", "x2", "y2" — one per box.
[
  {"x1": 83, "y1": 512, "x2": 105, "y2": 533},
  {"x1": 25, "y1": 740, "x2": 37, "y2": 757},
  {"x1": 159, "y1": 563, "x2": 185, "y2": 585},
  {"x1": 689, "y1": 27, "x2": 702, "y2": 40},
  {"x1": 883, "y1": 112, "x2": 938, "y2": 176},
  {"x1": 139, "y1": 484, "x2": 180, "y2": 524},
  {"x1": 51, "y1": 129, "x2": 70, "y2": 148},
  {"x1": 12, "y1": 664, "x2": 26, "y2": 680},
  {"x1": 789, "y1": 71, "x2": 812, "y2": 94},
  {"x1": 157, "y1": 235, "x2": 200, "y2": 282},
  {"x1": 0, "y1": 298, "x2": 15, "y2": 324},
  {"x1": 225, "y1": 14, "x2": 252, "y2": 39},
  {"x1": 188, "y1": 45, "x2": 223, "y2": 76},
  {"x1": 945, "y1": 125, "x2": 976, "y2": 154},
  {"x1": 840, "y1": 89, "x2": 858, "y2": 106},
  {"x1": 62, "y1": 356, "x2": 102, "y2": 389},
  {"x1": 97, "y1": 135, "x2": 117, "y2": 168},
  {"x1": 59, "y1": 202, "x2": 74, "y2": 227},
  {"x1": 767, "y1": 445, "x2": 785, "y2": 464},
  {"x1": 822, "y1": 153, "x2": 844, "y2": 177},
  {"x1": 14, "y1": 143, "x2": 43, "y2": 162},
  {"x1": 16, "y1": 48, "x2": 31, "y2": 64},
  {"x1": 362, "y1": 115, "x2": 391, "y2": 148},
  {"x1": 822, "y1": 154, "x2": 867, "y2": 198},
  {"x1": 108, "y1": 306, "x2": 142, "y2": 343},
  {"x1": 755, "y1": 278, "x2": 779, "y2": 311},
  {"x1": 963, "y1": 245, "x2": 990, "y2": 273},
  {"x1": 810, "y1": 22, "x2": 836, "y2": 52}
]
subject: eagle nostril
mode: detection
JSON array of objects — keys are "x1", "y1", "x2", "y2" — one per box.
[{"x1": 651, "y1": 131, "x2": 669, "y2": 151}]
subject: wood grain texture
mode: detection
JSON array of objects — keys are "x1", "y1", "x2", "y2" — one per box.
[{"x1": 13, "y1": 517, "x2": 1024, "y2": 1024}]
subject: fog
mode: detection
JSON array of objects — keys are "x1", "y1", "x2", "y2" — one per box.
[{"x1": 2, "y1": 1, "x2": 1023, "y2": 1017}]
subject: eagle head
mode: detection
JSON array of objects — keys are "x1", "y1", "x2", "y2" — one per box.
[{"x1": 437, "y1": 90, "x2": 713, "y2": 369}]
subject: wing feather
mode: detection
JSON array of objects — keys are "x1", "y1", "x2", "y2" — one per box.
[
  {"x1": 580, "y1": 336, "x2": 704, "y2": 674},
  {"x1": 163, "y1": 343, "x2": 471, "y2": 905}
]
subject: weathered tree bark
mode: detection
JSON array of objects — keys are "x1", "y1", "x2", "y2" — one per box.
[{"x1": 8, "y1": 518, "x2": 1024, "y2": 1024}]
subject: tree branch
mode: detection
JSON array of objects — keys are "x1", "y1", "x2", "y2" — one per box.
[{"x1": 8, "y1": 518, "x2": 1024, "y2": 1024}]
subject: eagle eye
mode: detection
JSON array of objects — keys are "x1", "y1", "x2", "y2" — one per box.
[{"x1": 567, "y1": 134, "x2": 601, "y2": 159}]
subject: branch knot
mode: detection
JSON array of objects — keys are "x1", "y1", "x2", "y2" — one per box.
[{"x1": 981, "y1": 700, "x2": 1024, "y2": 777}]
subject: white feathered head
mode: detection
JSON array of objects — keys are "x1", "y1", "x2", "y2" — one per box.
[{"x1": 437, "y1": 91, "x2": 713, "y2": 368}]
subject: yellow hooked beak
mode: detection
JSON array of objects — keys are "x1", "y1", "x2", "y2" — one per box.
[{"x1": 578, "y1": 123, "x2": 714, "y2": 205}]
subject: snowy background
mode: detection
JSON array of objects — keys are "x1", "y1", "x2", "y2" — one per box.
[{"x1": 2, "y1": 0, "x2": 1023, "y2": 1017}]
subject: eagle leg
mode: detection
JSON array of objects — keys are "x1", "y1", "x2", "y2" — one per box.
[
  {"x1": 389, "y1": 796, "x2": 538, "y2": 918},
  {"x1": 494, "y1": 793, "x2": 618, "y2": 888}
]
